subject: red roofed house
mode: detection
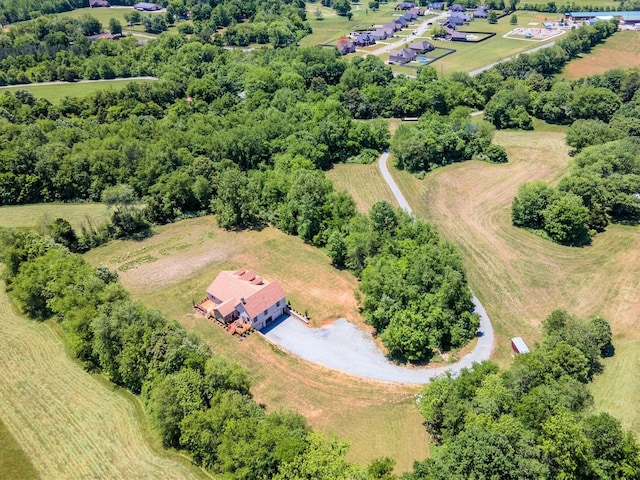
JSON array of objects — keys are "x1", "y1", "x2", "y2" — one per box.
[{"x1": 196, "y1": 268, "x2": 287, "y2": 331}]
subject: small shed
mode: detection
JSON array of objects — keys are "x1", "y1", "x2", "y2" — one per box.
[{"x1": 511, "y1": 337, "x2": 530, "y2": 354}]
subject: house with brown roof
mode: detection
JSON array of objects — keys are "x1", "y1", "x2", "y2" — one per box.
[
  {"x1": 409, "y1": 40, "x2": 435, "y2": 53},
  {"x1": 389, "y1": 48, "x2": 417, "y2": 64},
  {"x1": 196, "y1": 268, "x2": 287, "y2": 331},
  {"x1": 89, "y1": 0, "x2": 111, "y2": 7}
]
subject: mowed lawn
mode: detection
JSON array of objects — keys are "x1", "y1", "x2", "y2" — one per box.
[
  {"x1": 83, "y1": 216, "x2": 431, "y2": 472},
  {"x1": 0, "y1": 286, "x2": 206, "y2": 480},
  {"x1": 434, "y1": 11, "x2": 564, "y2": 74},
  {"x1": 328, "y1": 122, "x2": 640, "y2": 437},
  {"x1": 0, "y1": 202, "x2": 110, "y2": 231},
  {"x1": 561, "y1": 30, "x2": 640, "y2": 79},
  {"x1": 327, "y1": 162, "x2": 399, "y2": 212},
  {"x1": 58, "y1": 6, "x2": 181, "y2": 36},
  {"x1": 0, "y1": 78, "x2": 157, "y2": 104}
]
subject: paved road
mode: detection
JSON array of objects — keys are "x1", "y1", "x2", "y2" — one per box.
[{"x1": 0, "y1": 76, "x2": 158, "y2": 89}]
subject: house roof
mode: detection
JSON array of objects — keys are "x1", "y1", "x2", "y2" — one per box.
[
  {"x1": 449, "y1": 3, "x2": 465, "y2": 11},
  {"x1": 207, "y1": 269, "x2": 286, "y2": 320},
  {"x1": 565, "y1": 11, "x2": 640, "y2": 20},
  {"x1": 410, "y1": 40, "x2": 434, "y2": 50},
  {"x1": 134, "y1": 2, "x2": 161, "y2": 9}
]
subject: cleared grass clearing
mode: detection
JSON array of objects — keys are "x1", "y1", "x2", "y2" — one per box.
[
  {"x1": 0, "y1": 202, "x2": 110, "y2": 231},
  {"x1": 327, "y1": 162, "x2": 399, "y2": 212},
  {"x1": 0, "y1": 285, "x2": 206, "y2": 480},
  {"x1": 0, "y1": 418, "x2": 39, "y2": 480},
  {"x1": 57, "y1": 6, "x2": 181, "y2": 36},
  {"x1": 561, "y1": 30, "x2": 640, "y2": 79},
  {"x1": 0, "y1": 79, "x2": 156, "y2": 104},
  {"x1": 328, "y1": 123, "x2": 640, "y2": 437},
  {"x1": 83, "y1": 216, "x2": 431, "y2": 472}
]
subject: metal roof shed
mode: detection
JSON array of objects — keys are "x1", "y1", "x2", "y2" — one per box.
[{"x1": 511, "y1": 337, "x2": 530, "y2": 354}]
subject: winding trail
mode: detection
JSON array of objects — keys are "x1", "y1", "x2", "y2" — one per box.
[{"x1": 263, "y1": 153, "x2": 494, "y2": 384}]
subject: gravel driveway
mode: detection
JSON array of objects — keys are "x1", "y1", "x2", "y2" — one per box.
[{"x1": 261, "y1": 151, "x2": 495, "y2": 384}]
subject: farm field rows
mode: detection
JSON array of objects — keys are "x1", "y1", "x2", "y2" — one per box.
[
  {"x1": 0, "y1": 78, "x2": 157, "y2": 103},
  {"x1": 561, "y1": 30, "x2": 640, "y2": 79},
  {"x1": 82, "y1": 217, "x2": 431, "y2": 471},
  {"x1": 0, "y1": 285, "x2": 206, "y2": 480},
  {"x1": 329, "y1": 120, "x2": 640, "y2": 436}
]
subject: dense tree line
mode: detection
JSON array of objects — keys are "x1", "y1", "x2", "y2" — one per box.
[
  {"x1": 512, "y1": 137, "x2": 640, "y2": 245},
  {"x1": 408, "y1": 310, "x2": 640, "y2": 480},
  {"x1": 326, "y1": 201, "x2": 479, "y2": 362},
  {"x1": 0, "y1": 228, "x2": 399, "y2": 479}
]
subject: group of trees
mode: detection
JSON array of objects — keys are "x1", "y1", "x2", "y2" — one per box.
[
  {"x1": 391, "y1": 112, "x2": 507, "y2": 174},
  {"x1": 512, "y1": 137, "x2": 640, "y2": 245},
  {"x1": 409, "y1": 310, "x2": 640, "y2": 479},
  {"x1": 0, "y1": 228, "x2": 394, "y2": 479},
  {"x1": 334, "y1": 202, "x2": 480, "y2": 362}
]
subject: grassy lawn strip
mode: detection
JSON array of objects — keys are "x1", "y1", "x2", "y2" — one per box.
[
  {"x1": 0, "y1": 418, "x2": 39, "y2": 480},
  {"x1": 82, "y1": 216, "x2": 431, "y2": 472},
  {"x1": 561, "y1": 30, "x2": 640, "y2": 79},
  {"x1": 0, "y1": 78, "x2": 156, "y2": 104},
  {"x1": 0, "y1": 202, "x2": 110, "y2": 231},
  {"x1": 327, "y1": 120, "x2": 640, "y2": 438},
  {"x1": 0, "y1": 284, "x2": 207, "y2": 480}
]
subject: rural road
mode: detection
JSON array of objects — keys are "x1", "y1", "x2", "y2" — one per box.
[{"x1": 263, "y1": 152, "x2": 494, "y2": 384}]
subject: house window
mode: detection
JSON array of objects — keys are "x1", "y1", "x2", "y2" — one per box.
[
  {"x1": 276, "y1": 301, "x2": 280, "y2": 307},
  {"x1": 264, "y1": 309, "x2": 268, "y2": 315}
]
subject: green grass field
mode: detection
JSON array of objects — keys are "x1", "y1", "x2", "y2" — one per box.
[
  {"x1": 0, "y1": 78, "x2": 156, "y2": 104},
  {"x1": 0, "y1": 284, "x2": 207, "y2": 480},
  {"x1": 58, "y1": 6, "x2": 182, "y2": 36},
  {"x1": 0, "y1": 202, "x2": 111, "y2": 231},
  {"x1": 82, "y1": 216, "x2": 431, "y2": 472},
  {"x1": 327, "y1": 162, "x2": 399, "y2": 212},
  {"x1": 561, "y1": 30, "x2": 640, "y2": 79},
  {"x1": 0, "y1": 418, "x2": 39, "y2": 480},
  {"x1": 327, "y1": 120, "x2": 640, "y2": 438}
]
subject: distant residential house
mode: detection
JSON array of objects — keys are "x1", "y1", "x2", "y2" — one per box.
[
  {"x1": 133, "y1": 2, "x2": 162, "y2": 11},
  {"x1": 389, "y1": 48, "x2": 417, "y2": 64},
  {"x1": 443, "y1": 26, "x2": 467, "y2": 40},
  {"x1": 382, "y1": 25, "x2": 396, "y2": 36},
  {"x1": 473, "y1": 6, "x2": 489, "y2": 18},
  {"x1": 409, "y1": 40, "x2": 435, "y2": 53},
  {"x1": 195, "y1": 268, "x2": 287, "y2": 331},
  {"x1": 449, "y1": 3, "x2": 466, "y2": 12},
  {"x1": 354, "y1": 33, "x2": 376, "y2": 46},
  {"x1": 370, "y1": 29, "x2": 390, "y2": 40},
  {"x1": 337, "y1": 40, "x2": 356, "y2": 54},
  {"x1": 395, "y1": 17, "x2": 408, "y2": 27},
  {"x1": 384, "y1": 21, "x2": 401, "y2": 32},
  {"x1": 409, "y1": 7, "x2": 426, "y2": 16},
  {"x1": 89, "y1": 0, "x2": 111, "y2": 7},
  {"x1": 428, "y1": 2, "x2": 445, "y2": 9},
  {"x1": 402, "y1": 12, "x2": 417, "y2": 21},
  {"x1": 395, "y1": 2, "x2": 415, "y2": 10}
]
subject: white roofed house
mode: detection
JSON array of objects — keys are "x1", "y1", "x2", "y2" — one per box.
[{"x1": 196, "y1": 268, "x2": 287, "y2": 332}]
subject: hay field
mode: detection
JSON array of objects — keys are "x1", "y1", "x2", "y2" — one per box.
[
  {"x1": 562, "y1": 30, "x2": 640, "y2": 79},
  {"x1": 0, "y1": 78, "x2": 156, "y2": 104},
  {"x1": 327, "y1": 123, "x2": 640, "y2": 436},
  {"x1": 0, "y1": 202, "x2": 110, "y2": 231},
  {"x1": 0, "y1": 286, "x2": 206, "y2": 480},
  {"x1": 0, "y1": 419, "x2": 39, "y2": 479},
  {"x1": 83, "y1": 217, "x2": 431, "y2": 471},
  {"x1": 327, "y1": 162, "x2": 399, "y2": 212}
]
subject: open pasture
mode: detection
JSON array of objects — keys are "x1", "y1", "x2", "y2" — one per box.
[
  {"x1": 561, "y1": 30, "x2": 640, "y2": 79},
  {"x1": 83, "y1": 216, "x2": 431, "y2": 471},
  {"x1": 0, "y1": 78, "x2": 156, "y2": 104},
  {"x1": 327, "y1": 162, "x2": 399, "y2": 212},
  {"x1": 0, "y1": 285, "x2": 206, "y2": 480},
  {"x1": 0, "y1": 202, "x2": 110, "y2": 231},
  {"x1": 327, "y1": 122, "x2": 640, "y2": 436}
]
